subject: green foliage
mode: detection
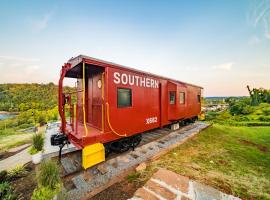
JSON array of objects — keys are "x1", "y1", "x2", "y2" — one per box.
[
  {"x1": 0, "y1": 106, "x2": 59, "y2": 130},
  {"x1": 29, "y1": 134, "x2": 44, "y2": 154},
  {"x1": 206, "y1": 96, "x2": 270, "y2": 126},
  {"x1": 262, "y1": 106, "x2": 270, "y2": 116},
  {"x1": 7, "y1": 165, "x2": 27, "y2": 180},
  {"x1": 247, "y1": 86, "x2": 270, "y2": 106},
  {"x1": 28, "y1": 146, "x2": 39, "y2": 155},
  {"x1": 31, "y1": 160, "x2": 62, "y2": 200},
  {"x1": 31, "y1": 185, "x2": 60, "y2": 200},
  {"x1": 37, "y1": 160, "x2": 61, "y2": 190},
  {"x1": 0, "y1": 83, "x2": 74, "y2": 112},
  {"x1": 0, "y1": 182, "x2": 17, "y2": 200},
  {"x1": 230, "y1": 102, "x2": 254, "y2": 115},
  {"x1": 0, "y1": 170, "x2": 8, "y2": 183},
  {"x1": 0, "y1": 83, "x2": 74, "y2": 130}
]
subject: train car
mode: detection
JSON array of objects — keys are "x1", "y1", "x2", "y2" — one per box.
[{"x1": 51, "y1": 55, "x2": 203, "y2": 169}]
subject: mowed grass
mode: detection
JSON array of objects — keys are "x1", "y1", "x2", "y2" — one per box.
[
  {"x1": 0, "y1": 129, "x2": 33, "y2": 151},
  {"x1": 128, "y1": 125, "x2": 270, "y2": 199}
]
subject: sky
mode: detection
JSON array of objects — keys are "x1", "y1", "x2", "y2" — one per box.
[{"x1": 0, "y1": 0, "x2": 269, "y2": 96}]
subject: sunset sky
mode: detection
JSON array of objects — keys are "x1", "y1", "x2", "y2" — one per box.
[{"x1": 0, "y1": 0, "x2": 269, "y2": 96}]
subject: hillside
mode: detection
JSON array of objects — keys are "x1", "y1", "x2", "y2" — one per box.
[{"x1": 0, "y1": 83, "x2": 74, "y2": 112}]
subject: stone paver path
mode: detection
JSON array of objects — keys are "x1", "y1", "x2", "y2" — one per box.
[
  {"x1": 129, "y1": 169, "x2": 241, "y2": 200},
  {"x1": 0, "y1": 123, "x2": 77, "y2": 171},
  {"x1": 0, "y1": 147, "x2": 31, "y2": 171}
]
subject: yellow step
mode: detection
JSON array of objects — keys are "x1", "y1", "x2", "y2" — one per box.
[{"x1": 82, "y1": 143, "x2": 105, "y2": 169}]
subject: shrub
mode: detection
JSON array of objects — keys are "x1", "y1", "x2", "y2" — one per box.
[
  {"x1": 7, "y1": 165, "x2": 27, "y2": 180},
  {"x1": 31, "y1": 185, "x2": 60, "y2": 200},
  {"x1": 262, "y1": 107, "x2": 270, "y2": 116},
  {"x1": 29, "y1": 133, "x2": 44, "y2": 155},
  {"x1": 0, "y1": 182, "x2": 17, "y2": 200},
  {"x1": 258, "y1": 116, "x2": 270, "y2": 122},
  {"x1": 229, "y1": 101, "x2": 254, "y2": 115},
  {"x1": 0, "y1": 170, "x2": 8, "y2": 183},
  {"x1": 37, "y1": 160, "x2": 61, "y2": 190}
]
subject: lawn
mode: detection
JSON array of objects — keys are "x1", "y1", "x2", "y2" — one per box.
[
  {"x1": 0, "y1": 129, "x2": 33, "y2": 151},
  {"x1": 128, "y1": 124, "x2": 270, "y2": 200}
]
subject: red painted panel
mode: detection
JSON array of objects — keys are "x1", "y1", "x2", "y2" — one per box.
[
  {"x1": 106, "y1": 67, "x2": 160, "y2": 136},
  {"x1": 91, "y1": 73, "x2": 103, "y2": 129}
]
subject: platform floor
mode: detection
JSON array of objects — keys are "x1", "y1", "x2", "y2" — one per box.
[{"x1": 66, "y1": 122, "x2": 106, "y2": 148}]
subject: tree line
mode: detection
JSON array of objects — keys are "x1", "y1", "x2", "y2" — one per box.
[{"x1": 0, "y1": 83, "x2": 75, "y2": 130}]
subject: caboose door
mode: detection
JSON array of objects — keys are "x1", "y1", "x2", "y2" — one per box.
[{"x1": 88, "y1": 70, "x2": 104, "y2": 130}]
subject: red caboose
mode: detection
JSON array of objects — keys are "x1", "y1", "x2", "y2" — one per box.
[{"x1": 54, "y1": 55, "x2": 202, "y2": 169}]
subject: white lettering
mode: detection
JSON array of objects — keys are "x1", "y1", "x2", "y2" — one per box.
[
  {"x1": 113, "y1": 72, "x2": 120, "y2": 84},
  {"x1": 146, "y1": 117, "x2": 158, "y2": 124},
  {"x1": 129, "y1": 75, "x2": 134, "y2": 85},
  {"x1": 146, "y1": 78, "x2": 150, "y2": 88},
  {"x1": 121, "y1": 73, "x2": 128, "y2": 85},
  {"x1": 150, "y1": 79, "x2": 154, "y2": 88},
  {"x1": 113, "y1": 72, "x2": 159, "y2": 88},
  {"x1": 134, "y1": 76, "x2": 140, "y2": 86},
  {"x1": 155, "y1": 80, "x2": 159, "y2": 88},
  {"x1": 140, "y1": 77, "x2": 146, "y2": 87}
]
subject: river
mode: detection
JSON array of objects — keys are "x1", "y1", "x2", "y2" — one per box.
[{"x1": 0, "y1": 113, "x2": 17, "y2": 120}]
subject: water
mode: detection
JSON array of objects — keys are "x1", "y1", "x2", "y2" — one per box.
[{"x1": 0, "y1": 113, "x2": 16, "y2": 120}]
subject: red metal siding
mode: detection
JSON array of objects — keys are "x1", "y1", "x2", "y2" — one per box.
[{"x1": 106, "y1": 67, "x2": 160, "y2": 136}]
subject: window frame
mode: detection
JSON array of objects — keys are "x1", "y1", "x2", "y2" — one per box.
[
  {"x1": 117, "y1": 87, "x2": 132, "y2": 108},
  {"x1": 179, "y1": 92, "x2": 185, "y2": 104},
  {"x1": 197, "y1": 94, "x2": 201, "y2": 103},
  {"x1": 169, "y1": 91, "x2": 176, "y2": 105}
]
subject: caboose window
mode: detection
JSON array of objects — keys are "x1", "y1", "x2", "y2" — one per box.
[
  {"x1": 197, "y1": 95, "x2": 201, "y2": 103},
  {"x1": 169, "y1": 91, "x2": 176, "y2": 104},
  {"x1": 117, "y1": 88, "x2": 132, "y2": 108},
  {"x1": 179, "y1": 92, "x2": 185, "y2": 104}
]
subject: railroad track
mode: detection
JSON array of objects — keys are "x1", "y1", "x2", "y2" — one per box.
[{"x1": 58, "y1": 122, "x2": 210, "y2": 200}]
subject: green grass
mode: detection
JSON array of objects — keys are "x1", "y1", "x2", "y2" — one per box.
[
  {"x1": 128, "y1": 124, "x2": 270, "y2": 199},
  {"x1": 206, "y1": 103, "x2": 270, "y2": 126},
  {"x1": 0, "y1": 129, "x2": 33, "y2": 152}
]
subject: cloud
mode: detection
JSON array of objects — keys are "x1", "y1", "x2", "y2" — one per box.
[
  {"x1": 31, "y1": 11, "x2": 54, "y2": 31},
  {"x1": 211, "y1": 62, "x2": 234, "y2": 71},
  {"x1": 248, "y1": 0, "x2": 270, "y2": 39}
]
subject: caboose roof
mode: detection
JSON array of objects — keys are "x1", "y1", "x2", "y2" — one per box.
[{"x1": 67, "y1": 55, "x2": 203, "y2": 89}]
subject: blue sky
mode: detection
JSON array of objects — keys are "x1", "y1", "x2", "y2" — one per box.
[{"x1": 0, "y1": 0, "x2": 269, "y2": 96}]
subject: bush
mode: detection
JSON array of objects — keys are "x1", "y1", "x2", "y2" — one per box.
[
  {"x1": 0, "y1": 182, "x2": 17, "y2": 200},
  {"x1": 29, "y1": 133, "x2": 44, "y2": 155},
  {"x1": 258, "y1": 116, "x2": 270, "y2": 122},
  {"x1": 0, "y1": 171, "x2": 8, "y2": 183},
  {"x1": 31, "y1": 185, "x2": 60, "y2": 200},
  {"x1": 262, "y1": 107, "x2": 270, "y2": 116},
  {"x1": 37, "y1": 160, "x2": 61, "y2": 190},
  {"x1": 229, "y1": 101, "x2": 254, "y2": 115},
  {"x1": 7, "y1": 165, "x2": 27, "y2": 180}
]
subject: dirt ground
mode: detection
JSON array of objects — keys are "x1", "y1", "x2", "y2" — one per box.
[
  {"x1": 10, "y1": 163, "x2": 37, "y2": 200},
  {"x1": 90, "y1": 180, "x2": 138, "y2": 200}
]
